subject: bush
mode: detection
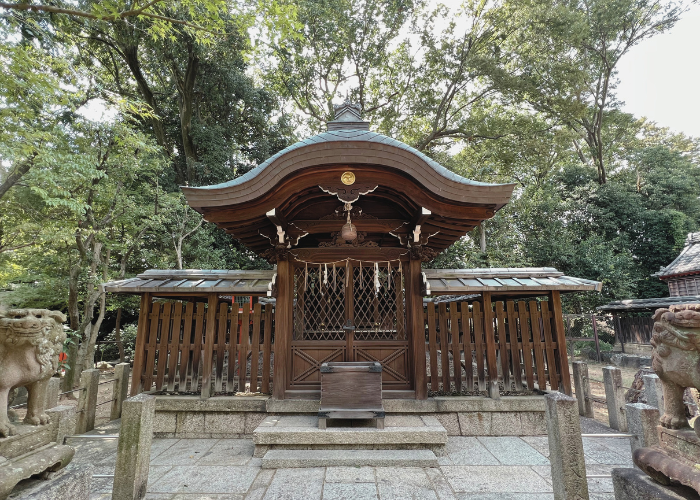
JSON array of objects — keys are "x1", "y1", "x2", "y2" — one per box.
[{"x1": 97, "y1": 324, "x2": 138, "y2": 362}]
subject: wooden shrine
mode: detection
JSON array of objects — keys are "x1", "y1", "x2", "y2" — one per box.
[{"x1": 105, "y1": 103, "x2": 602, "y2": 401}]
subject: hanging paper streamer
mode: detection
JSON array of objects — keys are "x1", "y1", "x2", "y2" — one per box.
[
  {"x1": 387, "y1": 261, "x2": 391, "y2": 290},
  {"x1": 324, "y1": 263, "x2": 328, "y2": 287},
  {"x1": 305, "y1": 263, "x2": 308, "y2": 289},
  {"x1": 374, "y1": 262, "x2": 380, "y2": 295},
  {"x1": 318, "y1": 264, "x2": 322, "y2": 294},
  {"x1": 332, "y1": 263, "x2": 336, "y2": 290}
]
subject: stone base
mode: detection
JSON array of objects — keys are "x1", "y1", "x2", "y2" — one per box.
[
  {"x1": 658, "y1": 427, "x2": 700, "y2": 461},
  {"x1": 253, "y1": 414, "x2": 447, "y2": 466},
  {"x1": 152, "y1": 395, "x2": 547, "y2": 438},
  {"x1": 0, "y1": 443, "x2": 75, "y2": 500},
  {"x1": 633, "y1": 427, "x2": 700, "y2": 495},
  {"x1": 612, "y1": 468, "x2": 700, "y2": 500},
  {"x1": 0, "y1": 423, "x2": 59, "y2": 461},
  {"x1": 261, "y1": 449, "x2": 438, "y2": 468},
  {"x1": 7, "y1": 463, "x2": 91, "y2": 500}
]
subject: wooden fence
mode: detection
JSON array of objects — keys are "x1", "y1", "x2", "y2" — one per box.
[
  {"x1": 424, "y1": 299, "x2": 571, "y2": 394},
  {"x1": 130, "y1": 299, "x2": 275, "y2": 396},
  {"x1": 130, "y1": 296, "x2": 571, "y2": 398},
  {"x1": 614, "y1": 315, "x2": 654, "y2": 345}
]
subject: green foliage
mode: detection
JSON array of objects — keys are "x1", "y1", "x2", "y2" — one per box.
[
  {"x1": 1, "y1": 0, "x2": 699, "y2": 332},
  {"x1": 99, "y1": 323, "x2": 138, "y2": 362}
]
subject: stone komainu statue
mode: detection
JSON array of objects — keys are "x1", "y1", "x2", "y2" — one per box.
[
  {"x1": 651, "y1": 304, "x2": 700, "y2": 436},
  {"x1": 0, "y1": 308, "x2": 67, "y2": 438}
]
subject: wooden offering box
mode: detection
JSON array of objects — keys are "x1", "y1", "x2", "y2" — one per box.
[{"x1": 318, "y1": 361, "x2": 385, "y2": 429}]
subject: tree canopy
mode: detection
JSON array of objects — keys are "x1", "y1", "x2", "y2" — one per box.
[{"x1": 0, "y1": 0, "x2": 697, "y2": 374}]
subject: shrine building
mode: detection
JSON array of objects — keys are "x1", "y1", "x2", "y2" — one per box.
[{"x1": 104, "y1": 103, "x2": 601, "y2": 403}]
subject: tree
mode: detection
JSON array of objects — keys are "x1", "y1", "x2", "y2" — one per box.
[{"x1": 511, "y1": 0, "x2": 687, "y2": 184}]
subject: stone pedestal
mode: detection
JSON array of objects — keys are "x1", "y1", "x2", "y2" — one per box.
[
  {"x1": 604, "y1": 366, "x2": 628, "y2": 432},
  {"x1": 626, "y1": 403, "x2": 660, "y2": 453},
  {"x1": 633, "y1": 426, "x2": 700, "y2": 495},
  {"x1": 544, "y1": 392, "x2": 589, "y2": 500},
  {"x1": 612, "y1": 468, "x2": 699, "y2": 500},
  {"x1": 112, "y1": 393, "x2": 155, "y2": 500},
  {"x1": 643, "y1": 374, "x2": 665, "y2": 410}
]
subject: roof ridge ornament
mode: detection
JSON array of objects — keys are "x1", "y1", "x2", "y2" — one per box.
[{"x1": 328, "y1": 100, "x2": 370, "y2": 131}]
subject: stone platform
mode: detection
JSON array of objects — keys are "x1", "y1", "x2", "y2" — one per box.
[{"x1": 253, "y1": 415, "x2": 447, "y2": 467}]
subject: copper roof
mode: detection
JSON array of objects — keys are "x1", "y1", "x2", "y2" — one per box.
[
  {"x1": 423, "y1": 268, "x2": 602, "y2": 296},
  {"x1": 654, "y1": 232, "x2": 700, "y2": 279},
  {"x1": 103, "y1": 269, "x2": 274, "y2": 295}
]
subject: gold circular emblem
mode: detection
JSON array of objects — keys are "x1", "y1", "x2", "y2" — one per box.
[{"x1": 341, "y1": 171, "x2": 355, "y2": 185}]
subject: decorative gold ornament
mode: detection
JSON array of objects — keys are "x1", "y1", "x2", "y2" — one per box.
[
  {"x1": 341, "y1": 171, "x2": 356, "y2": 185},
  {"x1": 340, "y1": 210, "x2": 357, "y2": 241}
]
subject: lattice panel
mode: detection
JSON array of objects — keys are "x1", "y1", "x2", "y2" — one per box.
[
  {"x1": 353, "y1": 265, "x2": 405, "y2": 341},
  {"x1": 293, "y1": 265, "x2": 347, "y2": 340}
]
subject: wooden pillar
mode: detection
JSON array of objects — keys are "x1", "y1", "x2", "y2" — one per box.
[
  {"x1": 130, "y1": 292, "x2": 151, "y2": 396},
  {"x1": 200, "y1": 293, "x2": 218, "y2": 399},
  {"x1": 273, "y1": 258, "x2": 293, "y2": 399},
  {"x1": 550, "y1": 291, "x2": 573, "y2": 395},
  {"x1": 482, "y1": 291, "x2": 500, "y2": 399},
  {"x1": 408, "y1": 257, "x2": 427, "y2": 399}
]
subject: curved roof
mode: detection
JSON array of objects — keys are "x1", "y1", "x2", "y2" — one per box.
[{"x1": 182, "y1": 127, "x2": 515, "y2": 210}]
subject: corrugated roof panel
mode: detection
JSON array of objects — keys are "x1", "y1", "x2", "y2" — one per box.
[
  {"x1": 196, "y1": 280, "x2": 221, "y2": 288},
  {"x1": 477, "y1": 278, "x2": 502, "y2": 287},
  {"x1": 515, "y1": 278, "x2": 540, "y2": 287},
  {"x1": 460, "y1": 279, "x2": 483, "y2": 287},
  {"x1": 499, "y1": 278, "x2": 520, "y2": 286},
  {"x1": 179, "y1": 280, "x2": 204, "y2": 288},
  {"x1": 161, "y1": 279, "x2": 186, "y2": 288}
]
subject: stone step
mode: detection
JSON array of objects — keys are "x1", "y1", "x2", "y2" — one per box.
[
  {"x1": 253, "y1": 415, "x2": 448, "y2": 447},
  {"x1": 262, "y1": 449, "x2": 439, "y2": 468}
]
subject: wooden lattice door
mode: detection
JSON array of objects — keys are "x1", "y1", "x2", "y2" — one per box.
[{"x1": 289, "y1": 262, "x2": 410, "y2": 391}]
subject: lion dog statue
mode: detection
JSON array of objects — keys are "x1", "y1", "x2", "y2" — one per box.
[
  {"x1": 0, "y1": 309, "x2": 67, "y2": 438},
  {"x1": 651, "y1": 304, "x2": 700, "y2": 437}
]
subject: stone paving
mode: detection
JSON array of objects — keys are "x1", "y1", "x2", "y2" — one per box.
[{"x1": 63, "y1": 417, "x2": 634, "y2": 500}]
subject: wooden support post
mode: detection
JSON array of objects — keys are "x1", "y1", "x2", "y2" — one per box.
[
  {"x1": 200, "y1": 293, "x2": 218, "y2": 399},
  {"x1": 130, "y1": 293, "x2": 151, "y2": 396},
  {"x1": 482, "y1": 292, "x2": 500, "y2": 400},
  {"x1": 409, "y1": 257, "x2": 427, "y2": 400},
  {"x1": 550, "y1": 291, "x2": 572, "y2": 395},
  {"x1": 273, "y1": 258, "x2": 293, "y2": 400}
]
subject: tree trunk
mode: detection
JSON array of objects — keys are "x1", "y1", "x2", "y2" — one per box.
[
  {"x1": 0, "y1": 154, "x2": 36, "y2": 201},
  {"x1": 175, "y1": 46, "x2": 199, "y2": 183},
  {"x1": 122, "y1": 44, "x2": 170, "y2": 155},
  {"x1": 115, "y1": 307, "x2": 125, "y2": 363}
]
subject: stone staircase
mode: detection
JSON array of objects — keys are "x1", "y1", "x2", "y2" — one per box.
[{"x1": 253, "y1": 415, "x2": 447, "y2": 468}]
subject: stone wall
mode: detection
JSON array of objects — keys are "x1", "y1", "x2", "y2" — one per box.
[{"x1": 152, "y1": 395, "x2": 547, "y2": 438}]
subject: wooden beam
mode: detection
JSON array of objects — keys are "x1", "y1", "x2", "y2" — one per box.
[
  {"x1": 130, "y1": 292, "x2": 151, "y2": 396},
  {"x1": 482, "y1": 291, "x2": 500, "y2": 400},
  {"x1": 200, "y1": 293, "x2": 219, "y2": 399},
  {"x1": 288, "y1": 219, "x2": 409, "y2": 236},
  {"x1": 409, "y1": 257, "x2": 427, "y2": 399},
  {"x1": 272, "y1": 258, "x2": 293, "y2": 399},
  {"x1": 550, "y1": 291, "x2": 573, "y2": 395},
  {"x1": 289, "y1": 247, "x2": 409, "y2": 263}
]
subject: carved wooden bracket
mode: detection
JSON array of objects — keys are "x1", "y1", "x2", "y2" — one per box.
[
  {"x1": 410, "y1": 245, "x2": 439, "y2": 262},
  {"x1": 262, "y1": 244, "x2": 289, "y2": 263},
  {"x1": 319, "y1": 183, "x2": 378, "y2": 203}
]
